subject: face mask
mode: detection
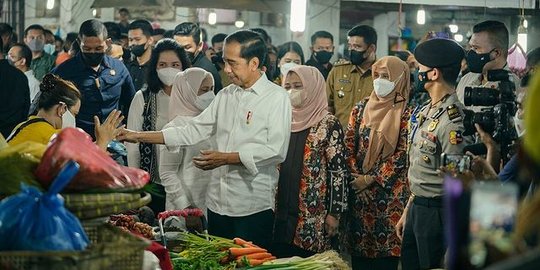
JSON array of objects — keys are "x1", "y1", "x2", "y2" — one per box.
[
  {"x1": 82, "y1": 52, "x2": 105, "y2": 67},
  {"x1": 514, "y1": 115, "x2": 525, "y2": 137},
  {"x1": 194, "y1": 91, "x2": 215, "y2": 111},
  {"x1": 27, "y1": 39, "x2": 45, "y2": 52},
  {"x1": 211, "y1": 52, "x2": 223, "y2": 64},
  {"x1": 417, "y1": 69, "x2": 433, "y2": 91},
  {"x1": 280, "y1": 62, "x2": 298, "y2": 77},
  {"x1": 373, "y1": 72, "x2": 403, "y2": 98},
  {"x1": 130, "y1": 44, "x2": 147, "y2": 57},
  {"x1": 314, "y1": 50, "x2": 333, "y2": 64},
  {"x1": 157, "y1": 67, "x2": 180, "y2": 86},
  {"x1": 349, "y1": 49, "x2": 368, "y2": 66},
  {"x1": 44, "y1": 43, "x2": 56, "y2": 55},
  {"x1": 62, "y1": 108, "x2": 76, "y2": 128},
  {"x1": 466, "y1": 49, "x2": 494, "y2": 73},
  {"x1": 186, "y1": 51, "x2": 196, "y2": 63},
  {"x1": 287, "y1": 89, "x2": 303, "y2": 108}
]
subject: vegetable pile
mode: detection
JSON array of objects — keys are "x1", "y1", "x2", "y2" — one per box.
[
  {"x1": 108, "y1": 214, "x2": 154, "y2": 239},
  {"x1": 245, "y1": 251, "x2": 350, "y2": 270},
  {"x1": 171, "y1": 233, "x2": 277, "y2": 270}
]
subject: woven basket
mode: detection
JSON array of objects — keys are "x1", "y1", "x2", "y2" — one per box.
[
  {"x1": 0, "y1": 224, "x2": 149, "y2": 270},
  {"x1": 66, "y1": 192, "x2": 152, "y2": 220}
]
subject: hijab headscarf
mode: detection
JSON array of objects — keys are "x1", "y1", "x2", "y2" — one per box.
[
  {"x1": 362, "y1": 56, "x2": 410, "y2": 172},
  {"x1": 283, "y1": 65, "x2": 329, "y2": 132},
  {"x1": 524, "y1": 69, "x2": 540, "y2": 164},
  {"x1": 168, "y1": 67, "x2": 214, "y2": 120}
]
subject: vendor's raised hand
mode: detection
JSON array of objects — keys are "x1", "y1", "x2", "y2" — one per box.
[
  {"x1": 94, "y1": 109, "x2": 125, "y2": 150},
  {"x1": 193, "y1": 150, "x2": 230, "y2": 170}
]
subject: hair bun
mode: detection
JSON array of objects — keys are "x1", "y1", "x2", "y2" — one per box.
[{"x1": 40, "y1": 73, "x2": 58, "y2": 92}]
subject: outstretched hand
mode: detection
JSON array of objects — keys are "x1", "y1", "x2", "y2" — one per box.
[{"x1": 94, "y1": 109, "x2": 125, "y2": 150}]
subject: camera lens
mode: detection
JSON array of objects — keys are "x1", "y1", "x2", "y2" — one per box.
[
  {"x1": 464, "y1": 87, "x2": 500, "y2": 106},
  {"x1": 463, "y1": 109, "x2": 496, "y2": 136}
]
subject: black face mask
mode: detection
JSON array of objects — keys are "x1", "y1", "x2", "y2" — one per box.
[
  {"x1": 349, "y1": 49, "x2": 368, "y2": 66},
  {"x1": 466, "y1": 49, "x2": 494, "y2": 73},
  {"x1": 211, "y1": 51, "x2": 223, "y2": 64},
  {"x1": 186, "y1": 51, "x2": 196, "y2": 63},
  {"x1": 82, "y1": 52, "x2": 105, "y2": 67},
  {"x1": 314, "y1": 50, "x2": 333, "y2": 64},
  {"x1": 130, "y1": 44, "x2": 147, "y2": 57},
  {"x1": 417, "y1": 69, "x2": 433, "y2": 91}
]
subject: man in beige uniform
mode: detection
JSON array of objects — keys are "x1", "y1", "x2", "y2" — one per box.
[
  {"x1": 396, "y1": 38, "x2": 474, "y2": 270},
  {"x1": 326, "y1": 25, "x2": 376, "y2": 127},
  {"x1": 457, "y1": 20, "x2": 519, "y2": 112}
]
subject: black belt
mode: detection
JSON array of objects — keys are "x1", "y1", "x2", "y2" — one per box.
[{"x1": 413, "y1": 196, "x2": 443, "y2": 208}]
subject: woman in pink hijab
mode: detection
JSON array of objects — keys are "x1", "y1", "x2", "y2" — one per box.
[
  {"x1": 159, "y1": 67, "x2": 216, "y2": 215},
  {"x1": 273, "y1": 65, "x2": 349, "y2": 258}
]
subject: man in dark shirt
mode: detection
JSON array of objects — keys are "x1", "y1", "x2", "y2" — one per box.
[
  {"x1": 305, "y1": 31, "x2": 334, "y2": 80},
  {"x1": 173, "y1": 22, "x2": 222, "y2": 93},
  {"x1": 0, "y1": 38, "x2": 30, "y2": 138},
  {"x1": 126, "y1": 20, "x2": 154, "y2": 91},
  {"x1": 52, "y1": 19, "x2": 135, "y2": 139},
  {"x1": 117, "y1": 8, "x2": 130, "y2": 35}
]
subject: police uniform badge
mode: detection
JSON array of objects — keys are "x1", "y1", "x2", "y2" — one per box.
[
  {"x1": 449, "y1": 130, "x2": 463, "y2": 145},
  {"x1": 428, "y1": 119, "x2": 439, "y2": 132}
]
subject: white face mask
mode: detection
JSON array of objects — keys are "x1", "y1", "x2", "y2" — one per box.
[
  {"x1": 157, "y1": 67, "x2": 181, "y2": 86},
  {"x1": 62, "y1": 108, "x2": 76, "y2": 128},
  {"x1": 280, "y1": 62, "x2": 298, "y2": 77},
  {"x1": 514, "y1": 115, "x2": 525, "y2": 137},
  {"x1": 373, "y1": 72, "x2": 403, "y2": 98},
  {"x1": 44, "y1": 43, "x2": 56, "y2": 55},
  {"x1": 287, "y1": 89, "x2": 303, "y2": 108},
  {"x1": 194, "y1": 91, "x2": 215, "y2": 111}
]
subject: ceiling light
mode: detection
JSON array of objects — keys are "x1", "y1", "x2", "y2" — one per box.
[
  {"x1": 290, "y1": 0, "x2": 307, "y2": 32},
  {"x1": 454, "y1": 34, "x2": 463, "y2": 42},
  {"x1": 46, "y1": 0, "x2": 55, "y2": 10},
  {"x1": 235, "y1": 20, "x2": 245, "y2": 28},
  {"x1": 208, "y1": 12, "x2": 217, "y2": 25},
  {"x1": 417, "y1": 8, "x2": 426, "y2": 25}
]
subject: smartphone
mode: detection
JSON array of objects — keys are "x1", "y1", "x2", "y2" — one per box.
[
  {"x1": 468, "y1": 182, "x2": 518, "y2": 267},
  {"x1": 441, "y1": 153, "x2": 472, "y2": 173}
]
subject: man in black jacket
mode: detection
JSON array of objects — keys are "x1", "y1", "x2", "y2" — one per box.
[
  {"x1": 0, "y1": 38, "x2": 30, "y2": 138},
  {"x1": 174, "y1": 22, "x2": 222, "y2": 93}
]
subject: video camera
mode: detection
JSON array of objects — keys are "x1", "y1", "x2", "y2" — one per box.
[{"x1": 462, "y1": 69, "x2": 517, "y2": 162}]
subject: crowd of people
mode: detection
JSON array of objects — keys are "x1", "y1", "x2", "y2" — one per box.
[{"x1": 1, "y1": 7, "x2": 540, "y2": 270}]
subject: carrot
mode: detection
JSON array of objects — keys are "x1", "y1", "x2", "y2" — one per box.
[
  {"x1": 229, "y1": 247, "x2": 267, "y2": 257},
  {"x1": 247, "y1": 259, "x2": 265, "y2": 266},
  {"x1": 244, "y1": 252, "x2": 273, "y2": 260},
  {"x1": 233, "y1": 237, "x2": 260, "y2": 248}
]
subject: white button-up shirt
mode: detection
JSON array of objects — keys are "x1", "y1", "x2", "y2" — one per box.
[
  {"x1": 162, "y1": 73, "x2": 292, "y2": 217},
  {"x1": 24, "y1": 70, "x2": 40, "y2": 103}
]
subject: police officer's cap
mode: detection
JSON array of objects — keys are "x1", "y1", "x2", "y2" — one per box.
[{"x1": 414, "y1": 38, "x2": 464, "y2": 68}]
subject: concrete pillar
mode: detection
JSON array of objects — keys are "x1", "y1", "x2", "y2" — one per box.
[
  {"x1": 289, "y1": 0, "x2": 341, "y2": 63},
  {"x1": 374, "y1": 11, "x2": 406, "y2": 58}
]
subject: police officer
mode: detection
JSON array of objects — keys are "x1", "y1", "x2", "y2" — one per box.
[
  {"x1": 326, "y1": 25, "x2": 377, "y2": 127},
  {"x1": 396, "y1": 38, "x2": 474, "y2": 270}
]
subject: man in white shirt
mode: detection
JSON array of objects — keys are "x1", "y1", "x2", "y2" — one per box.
[
  {"x1": 457, "y1": 20, "x2": 520, "y2": 112},
  {"x1": 7, "y1": 43, "x2": 40, "y2": 114},
  {"x1": 118, "y1": 30, "x2": 292, "y2": 248}
]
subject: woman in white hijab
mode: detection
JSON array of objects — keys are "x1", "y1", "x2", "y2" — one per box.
[{"x1": 159, "y1": 67, "x2": 216, "y2": 213}]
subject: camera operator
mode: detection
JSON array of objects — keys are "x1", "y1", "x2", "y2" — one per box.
[
  {"x1": 397, "y1": 38, "x2": 474, "y2": 270},
  {"x1": 464, "y1": 74, "x2": 532, "y2": 197},
  {"x1": 457, "y1": 20, "x2": 520, "y2": 112}
]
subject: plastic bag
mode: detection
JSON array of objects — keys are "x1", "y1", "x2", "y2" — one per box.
[
  {"x1": 0, "y1": 140, "x2": 47, "y2": 195},
  {"x1": 508, "y1": 43, "x2": 528, "y2": 78},
  {"x1": 0, "y1": 160, "x2": 89, "y2": 251},
  {"x1": 35, "y1": 127, "x2": 150, "y2": 192}
]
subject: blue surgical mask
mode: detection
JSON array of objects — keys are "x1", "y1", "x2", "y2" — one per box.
[{"x1": 44, "y1": 43, "x2": 56, "y2": 55}]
